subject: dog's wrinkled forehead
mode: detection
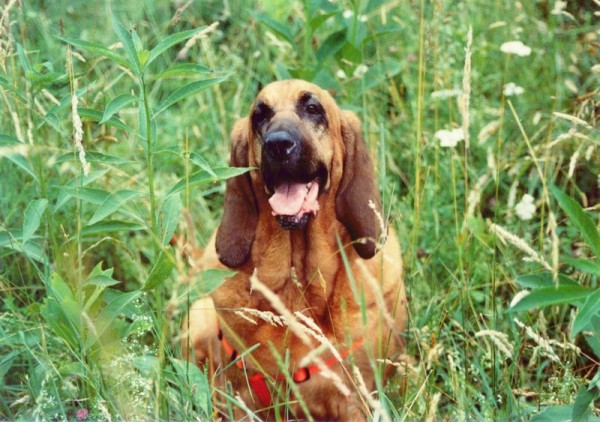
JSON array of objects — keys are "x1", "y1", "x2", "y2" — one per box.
[{"x1": 250, "y1": 80, "x2": 340, "y2": 130}]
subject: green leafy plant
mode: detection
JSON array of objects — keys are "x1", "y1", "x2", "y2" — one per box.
[{"x1": 510, "y1": 185, "x2": 600, "y2": 421}]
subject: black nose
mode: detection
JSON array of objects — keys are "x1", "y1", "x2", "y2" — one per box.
[{"x1": 264, "y1": 131, "x2": 298, "y2": 159}]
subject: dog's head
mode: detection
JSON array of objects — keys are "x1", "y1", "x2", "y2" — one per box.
[{"x1": 216, "y1": 80, "x2": 383, "y2": 267}]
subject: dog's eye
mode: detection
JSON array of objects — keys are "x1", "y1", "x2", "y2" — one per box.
[
  {"x1": 252, "y1": 103, "x2": 273, "y2": 128},
  {"x1": 306, "y1": 103, "x2": 320, "y2": 114}
]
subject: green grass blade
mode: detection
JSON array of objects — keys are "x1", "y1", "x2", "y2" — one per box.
[
  {"x1": 153, "y1": 76, "x2": 228, "y2": 116},
  {"x1": 550, "y1": 184, "x2": 600, "y2": 258},
  {"x1": 146, "y1": 27, "x2": 206, "y2": 67}
]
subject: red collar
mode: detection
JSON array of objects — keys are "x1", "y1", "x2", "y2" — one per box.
[{"x1": 217, "y1": 325, "x2": 363, "y2": 408}]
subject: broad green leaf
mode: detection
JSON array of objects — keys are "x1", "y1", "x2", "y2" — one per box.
[
  {"x1": 4, "y1": 154, "x2": 38, "y2": 181},
  {"x1": 0, "y1": 76, "x2": 29, "y2": 103},
  {"x1": 57, "y1": 36, "x2": 130, "y2": 68},
  {"x1": 146, "y1": 27, "x2": 206, "y2": 67},
  {"x1": 530, "y1": 406, "x2": 574, "y2": 422},
  {"x1": 551, "y1": 184, "x2": 600, "y2": 258},
  {"x1": 516, "y1": 272, "x2": 579, "y2": 289},
  {"x1": 56, "y1": 151, "x2": 133, "y2": 166},
  {"x1": 100, "y1": 94, "x2": 138, "y2": 123},
  {"x1": 198, "y1": 269, "x2": 235, "y2": 295},
  {"x1": 251, "y1": 12, "x2": 294, "y2": 43},
  {"x1": 40, "y1": 298, "x2": 81, "y2": 350},
  {"x1": 0, "y1": 134, "x2": 21, "y2": 145},
  {"x1": 358, "y1": 60, "x2": 403, "y2": 93},
  {"x1": 143, "y1": 249, "x2": 175, "y2": 291},
  {"x1": 168, "y1": 167, "x2": 252, "y2": 195},
  {"x1": 563, "y1": 256, "x2": 600, "y2": 277},
  {"x1": 131, "y1": 30, "x2": 144, "y2": 55},
  {"x1": 170, "y1": 358, "x2": 212, "y2": 418},
  {"x1": 22, "y1": 199, "x2": 48, "y2": 244},
  {"x1": 309, "y1": 11, "x2": 339, "y2": 31},
  {"x1": 55, "y1": 171, "x2": 111, "y2": 213},
  {"x1": 78, "y1": 107, "x2": 132, "y2": 132},
  {"x1": 0, "y1": 137, "x2": 38, "y2": 182},
  {"x1": 81, "y1": 220, "x2": 145, "y2": 236},
  {"x1": 40, "y1": 273, "x2": 82, "y2": 350},
  {"x1": 54, "y1": 187, "x2": 110, "y2": 209},
  {"x1": 316, "y1": 30, "x2": 347, "y2": 63},
  {"x1": 0, "y1": 233, "x2": 47, "y2": 264},
  {"x1": 153, "y1": 76, "x2": 228, "y2": 116},
  {"x1": 89, "y1": 189, "x2": 144, "y2": 225},
  {"x1": 111, "y1": 14, "x2": 142, "y2": 76},
  {"x1": 572, "y1": 385, "x2": 598, "y2": 422},
  {"x1": 155, "y1": 63, "x2": 213, "y2": 79},
  {"x1": 85, "y1": 262, "x2": 120, "y2": 287},
  {"x1": 16, "y1": 44, "x2": 33, "y2": 75},
  {"x1": 189, "y1": 152, "x2": 217, "y2": 177},
  {"x1": 510, "y1": 284, "x2": 591, "y2": 312},
  {"x1": 84, "y1": 290, "x2": 142, "y2": 351},
  {"x1": 571, "y1": 289, "x2": 600, "y2": 338},
  {"x1": 159, "y1": 193, "x2": 181, "y2": 246}
]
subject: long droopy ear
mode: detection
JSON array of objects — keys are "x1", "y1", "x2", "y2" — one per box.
[
  {"x1": 336, "y1": 111, "x2": 383, "y2": 259},
  {"x1": 216, "y1": 119, "x2": 258, "y2": 267}
]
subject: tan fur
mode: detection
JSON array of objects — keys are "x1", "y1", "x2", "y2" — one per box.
[{"x1": 182, "y1": 80, "x2": 407, "y2": 421}]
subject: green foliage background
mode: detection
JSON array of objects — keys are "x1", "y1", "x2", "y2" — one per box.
[{"x1": 0, "y1": 0, "x2": 598, "y2": 420}]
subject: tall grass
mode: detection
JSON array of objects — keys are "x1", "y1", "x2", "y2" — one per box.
[{"x1": 1, "y1": 0, "x2": 599, "y2": 420}]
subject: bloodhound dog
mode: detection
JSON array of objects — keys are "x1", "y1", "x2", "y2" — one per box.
[{"x1": 183, "y1": 80, "x2": 407, "y2": 421}]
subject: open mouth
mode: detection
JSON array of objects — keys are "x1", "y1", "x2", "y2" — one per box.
[{"x1": 268, "y1": 180, "x2": 320, "y2": 230}]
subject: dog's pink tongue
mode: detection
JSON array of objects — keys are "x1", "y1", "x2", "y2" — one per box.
[{"x1": 269, "y1": 183, "x2": 307, "y2": 216}]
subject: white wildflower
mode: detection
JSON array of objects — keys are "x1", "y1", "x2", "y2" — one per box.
[
  {"x1": 358, "y1": 14, "x2": 368, "y2": 22},
  {"x1": 336, "y1": 69, "x2": 347, "y2": 79},
  {"x1": 353, "y1": 64, "x2": 369, "y2": 78},
  {"x1": 343, "y1": 10, "x2": 353, "y2": 19},
  {"x1": 500, "y1": 40, "x2": 532, "y2": 56},
  {"x1": 503, "y1": 82, "x2": 525, "y2": 97},
  {"x1": 515, "y1": 194, "x2": 536, "y2": 220},
  {"x1": 434, "y1": 128, "x2": 464, "y2": 148}
]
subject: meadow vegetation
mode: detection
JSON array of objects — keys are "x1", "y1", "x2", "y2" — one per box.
[{"x1": 1, "y1": 0, "x2": 599, "y2": 420}]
